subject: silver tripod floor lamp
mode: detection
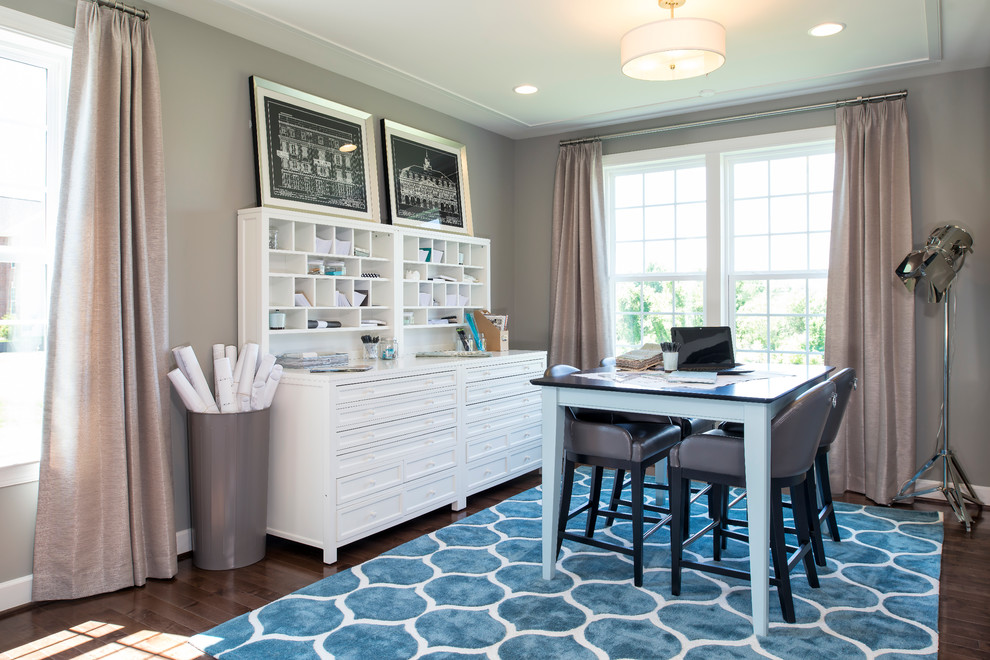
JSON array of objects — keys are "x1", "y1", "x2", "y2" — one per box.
[{"x1": 893, "y1": 225, "x2": 982, "y2": 531}]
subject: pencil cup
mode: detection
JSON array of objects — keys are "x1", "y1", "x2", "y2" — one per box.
[
  {"x1": 663, "y1": 351, "x2": 678, "y2": 371},
  {"x1": 363, "y1": 343, "x2": 378, "y2": 360}
]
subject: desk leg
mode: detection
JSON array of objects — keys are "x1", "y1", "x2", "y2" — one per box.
[
  {"x1": 541, "y1": 392, "x2": 565, "y2": 580},
  {"x1": 743, "y1": 404, "x2": 772, "y2": 636}
]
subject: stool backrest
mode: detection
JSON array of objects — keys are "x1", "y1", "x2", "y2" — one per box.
[
  {"x1": 820, "y1": 367, "x2": 856, "y2": 449},
  {"x1": 771, "y1": 380, "x2": 836, "y2": 479}
]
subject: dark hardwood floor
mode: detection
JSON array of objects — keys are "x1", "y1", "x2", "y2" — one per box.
[{"x1": 0, "y1": 475, "x2": 985, "y2": 659}]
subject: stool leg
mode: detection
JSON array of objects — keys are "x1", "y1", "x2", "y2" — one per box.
[
  {"x1": 557, "y1": 459, "x2": 577, "y2": 558},
  {"x1": 769, "y1": 486, "x2": 795, "y2": 624},
  {"x1": 791, "y1": 479, "x2": 820, "y2": 589},
  {"x1": 604, "y1": 468, "x2": 626, "y2": 527},
  {"x1": 632, "y1": 464, "x2": 645, "y2": 587},
  {"x1": 816, "y1": 451, "x2": 841, "y2": 542},
  {"x1": 803, "y1": 466, "x2": 827, "y2": 567},
  {"x1": 709, "y1": 484, "x2": 723, "y2": 562},
  {"x1": 670, "y1": 467, "x2": 687, "y2": 596},
  {"x1": 585, "y1": 465, "x2": 605, "y2": 537}
]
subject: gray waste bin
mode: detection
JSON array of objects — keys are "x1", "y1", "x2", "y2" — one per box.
[{"x1": 187, "y1": 408, "x2": 271, "y2": 570}]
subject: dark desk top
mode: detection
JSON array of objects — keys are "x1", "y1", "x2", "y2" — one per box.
[{"x1": 531, "y1": 365, "x2": 832, "y2": 404}]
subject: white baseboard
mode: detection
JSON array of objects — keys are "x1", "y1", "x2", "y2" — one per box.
[
  {"x1": 0, "y1": 574, "x2": 32, "y2": 614},
  {"x1": 912, "y1": 478, "x2": 990, "y2": 505},
  {"x1": 0, "y1": 528, "x2": 195, "y2": 614},
  {"x1": 176, "y1": 527, "x2": 192, "y2": 555}
]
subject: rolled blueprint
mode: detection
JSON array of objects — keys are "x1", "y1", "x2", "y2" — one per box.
[
  {"x1": 253, "y1": 352, "x2": 276, "y2": 388},
  {"x1": 214, "y1": 357, "x2": 237, "y2": 413},
  {"x1": 168, "y1": 368, "x2": 209, "y2": 413},
  {"x1": 236, "y1": 343, "x2": 260, "y2": 409},
  {"x1": 259, "y1": 364, "x2": 283, "y2": 409},
  {"x1": 172, "y1": 345, "x2": 219, "y2": 413},
  {"x1": 250, "y1": 379, "x2": 266, "y2": 411},
  {"x1": 212, "y1": 343, "x2": 225, "y2": 362}
]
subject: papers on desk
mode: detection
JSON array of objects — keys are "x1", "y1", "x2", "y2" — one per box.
[{"x1": 575, "y1": 370, "x2": 776, "y2": 390}]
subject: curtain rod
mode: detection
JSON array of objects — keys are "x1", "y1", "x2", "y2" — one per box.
[
  {"x1": 559, "y1": 90, "x2": 907, "y2": 146},
  {"x1": 90, "y1": 0, "x2": 149, "y2": 20}
]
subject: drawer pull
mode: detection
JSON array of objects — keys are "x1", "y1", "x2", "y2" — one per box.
[
  {"x1": 483, "y1": 406, "x2": 491, "y2": 412},
  {"x1": 427, "y1": 489, "x2": 436, "y2": 497},
  {"x1": 368, "y1": 479, "x2": 376, "y2": 487},
  {"x1": 523, "y1": 455, "x2": 532, "y2": 462},
  {"x1": 483, "y1": 389, "x2": 492, "y2": 394},
  {"x1": 523, "y1": 433, "x2": 531, "y2": 439},
  {"x1": 367, "y1": 454, "x2": 375, "y2": 461},
  {"x1": 484, "y1": 444, "x2": 492, "y2": 451},
  {"x1": 426, "y1": 461, "x2": 436, "y2": 468},
  {"x1": 425, "y1": 400, "x2": 434, "y2": 405},
  {"x1": 425, "y1": 379, "x2": 434, "y2": 385},
  {"x1": 483, "y1": 424, "x2": 491, "y2": 430},
  {"x1": 369, "y1": 510, "x2": 377, "y2": 519},
  {"x1": 484, "y1": 470, "x2": 492, "y2": 476},
  {"x1": 424, "y1": 419, "x2": 434, "y2": 426}
]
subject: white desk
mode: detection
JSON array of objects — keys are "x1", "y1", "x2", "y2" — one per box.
[{"x1": 532, "y1": 366, "x2": 830, "y2": 636}]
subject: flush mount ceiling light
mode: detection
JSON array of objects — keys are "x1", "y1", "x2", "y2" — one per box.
[
  {"x1": 809, "y1": 22, "x2": 845, "y2": 37},
  {"x1": 514, "y1": 84, "x2": 539, "y2": 95},
  {"x1": 621, "y1": 0, "x2": 726, "y2": 81}
]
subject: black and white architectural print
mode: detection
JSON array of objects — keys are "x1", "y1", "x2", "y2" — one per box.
[
  {"x1": 381, "y1": 120, "x2": 473, "y2": 236},
  {"x1": 251, "y1": 77, "x2": 379, "y2": 221}
]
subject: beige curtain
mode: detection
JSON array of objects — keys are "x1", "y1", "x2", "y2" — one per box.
[
  {"x1": 824, "y1": 98, "x2": 915, "y2": 504},
  {"x1": 549, "y1": 141, "x2": 612, "y2": 370},
  {"x1": 33, "y1": 0, "x2": 175, "y2": 600}
]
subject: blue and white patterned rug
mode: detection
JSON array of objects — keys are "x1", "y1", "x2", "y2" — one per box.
[{"x1": 191, "y1": 470, "x2": 942, "y2": 659}]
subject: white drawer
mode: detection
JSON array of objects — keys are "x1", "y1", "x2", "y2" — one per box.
[
  {"x1": 465, "y1": 403, "x2": 541, "y2": 439},
  {"x1": 337, "y1": 463, "x2": 403, "y2": 505},
  {"x1": 465, "y1": 376, "x2": 538, "y2": 404},
  {"x1": 405, "y1": 471, "x2": 457, "y2": 515},
  {"x1": 467, "y1": 455, "x2": 509, "y2": 490},
  {"x1": 405, "y1": 446, "x2": 457, "y2": 481},
  {"x1": 466, "y1": 433, "x2": 509, "y2": 462},
  {"x1": 508, "y1": 443, "x2": 541, "y2": 472},
  {"x1": 338, "y1": 492, "x2": 403, "y2": 541},
  {"x1": 338, "y1": 408, "x2": 458, "y2": 451},
  {"x1": 336, "y1": 370, "x2": 457, "y2": 405},
  {"x1": 508, "y1": 423, "x2": 541, "y2": 448},
  {"x1": 465, "y1": 390, "x2": 540, "y2": 425},
  {"x1": 336, "y1": 388, "x2": 457, "y2": 430},
  {"x1": 337, "y1": 430, "x2": 456, "y2": 476},
  {"x1": 465, "y1": 359, "x2": 544, "y2": 383}
]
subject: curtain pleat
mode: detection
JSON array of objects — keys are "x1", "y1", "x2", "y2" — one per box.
[
  {"x1": 549, "y1": 142, "x2": 612, "y2": 370},
  {"x1": 824, "y1": 99, "x2": 916, "y2": 504},
  {"x1": 32, "y1": 0, "x2": 175, "y2": 601}
]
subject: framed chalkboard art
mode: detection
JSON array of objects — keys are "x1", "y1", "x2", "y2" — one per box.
[{"x1": 250, "y1": 77, "x2": 379, "y2": 221}]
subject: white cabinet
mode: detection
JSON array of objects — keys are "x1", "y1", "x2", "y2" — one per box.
[
  {"x1": 238, "y1": 207, "x2": 492, "y2": 357},
  {"x1": 238, "y1": 206, "x2": 541, "y2": 565},
  {"x1": 265, "y1": 352, "x2": 546, "y2": 565}
]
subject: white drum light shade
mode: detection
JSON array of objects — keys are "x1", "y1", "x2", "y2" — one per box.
[{"x1": 621, "y1": 17, "x2": 726, "y2": 81}]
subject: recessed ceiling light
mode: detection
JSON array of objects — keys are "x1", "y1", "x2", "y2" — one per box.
[
  {"x1": 514, "y1": 84, "x2": 538, "y2": 95},
  {"x1": 339, "y1": 143, "x2": 357, "y2": 153},
  {"x1": 809, "y1": 22, "x2": 845, "y2": 37}
]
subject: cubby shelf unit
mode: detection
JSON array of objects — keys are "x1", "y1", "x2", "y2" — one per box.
[{"x1": 238, "y1": 207, "x2": 491, "y2": 357}]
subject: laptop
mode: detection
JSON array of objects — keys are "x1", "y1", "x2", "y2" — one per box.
[{"x1": 670, "y1": 326, "x2": 752, "y2": 374}]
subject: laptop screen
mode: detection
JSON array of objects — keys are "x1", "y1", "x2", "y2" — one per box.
[{"x1": 670, "y1": 326, "x2": 736, "y2": 368}]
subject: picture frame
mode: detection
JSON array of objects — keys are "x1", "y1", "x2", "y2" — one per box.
[
  {"x1": 250, "y1": 76, "x2": 379, "y2": 221},
  {"x1": 381, "y1": 119, "x2": 473, "y2": 236}
]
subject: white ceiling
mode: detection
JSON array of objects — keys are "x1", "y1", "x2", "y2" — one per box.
[{"x1": 146, "y1": 0, "x2": 990, "y2": 140}]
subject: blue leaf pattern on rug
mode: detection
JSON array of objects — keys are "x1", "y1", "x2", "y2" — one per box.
[{"x1": 190, "y1": 470, "x2": 941, "y2": 659}]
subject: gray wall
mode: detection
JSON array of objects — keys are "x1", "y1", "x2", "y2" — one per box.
[
  {"x1": 0, "y1": 0, "x2": 516, "y2": 584},
  {"x1": 509, "y1": 67, "x2": 990, "y2": 491}
]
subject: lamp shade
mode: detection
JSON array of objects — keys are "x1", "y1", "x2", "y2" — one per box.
[
  {"x1": 895, "y1": 225, "x2": 973, "y2": 303},
  {"x1": 621, "y1": 17, "x2": 726, "y2": 81}
]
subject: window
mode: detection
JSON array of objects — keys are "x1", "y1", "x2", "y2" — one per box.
[
  {"x1": 0, "y1": 8, "x2": 71, "y2": 484},
  {"x1": 605, "y1": 127, "x2": 834, "y2": 367}
]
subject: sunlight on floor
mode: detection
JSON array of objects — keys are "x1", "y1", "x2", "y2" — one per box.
[{"x1": 0, "y1": 621, "x2": 204, "y2": 660}]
